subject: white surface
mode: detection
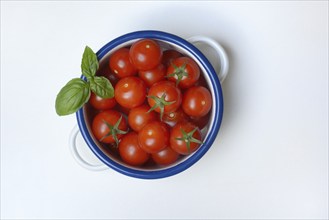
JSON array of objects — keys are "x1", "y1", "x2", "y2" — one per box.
[{"x1": 1, "y1": 1, "x2": 328, "y2": 219}]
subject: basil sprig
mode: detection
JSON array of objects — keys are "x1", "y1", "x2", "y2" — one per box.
[
  {"x1": 55, "y1": 46, "x2": 114, "y2": 116},
  {"x1": 81, "y1": 46, "x2": 99, "y2": 79}
]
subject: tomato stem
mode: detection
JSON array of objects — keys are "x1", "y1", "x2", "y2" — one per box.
[
  {"x1": 147, "y1": 93, "x2": 176, "y2": 120},
  {"x1": 100, "y1": 115, "x2": 127, "y2": 145},
  {"x1": 176, "y1": 127, "x2": 202, "y2": 153},
  {"x1": 167, "y1": 62, "x2": 188, "y2": 87}
]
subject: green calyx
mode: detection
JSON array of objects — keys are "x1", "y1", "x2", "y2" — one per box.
[
  {"x1": 167, "y1": 62, "x2": 188, "y2": 87},
  {"x1": 176, "y1": 127, "x2": 202, "y2": 153},
  {"x1": 100, "y1": 115, "x2": 127, "y2": 145},
  {"x1": 147, "y1": 93, "x2": 176, "y2": 120}
]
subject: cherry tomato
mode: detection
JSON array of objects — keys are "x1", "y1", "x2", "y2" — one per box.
[
  {"x1": 118, "y1": 132, "x2": 150, "y2": 166},
  {"x1": 167, "y1": 57, "x2": 200, "y2": 89},
  {"x1": 107, "y1": 73, "x2": 120, "y2": 86},
  {"x1": 138, "y1": 121, "x2": 169, "y2": 153},
  {"x1": 138, "y1": 64, "x2": 166, "y2": 87},
  {"x1": 161, "y1": 49, "x2": 182, "y2": 66},
  {"x1": 97, "y1": 60, "x2": 120, "y2": 85},
  {"x1": 162, "y1": 108, "x2": 189, "y2": 127},
  {"x1": 128, "y1": 104, "x2": 157, "y2": 132},
  {"x1": 114, "y1": 76, "x2": 146, "y2": 109},
  {"x1": 147, "y1": 81, "x2": 182, "y2": 119},
  {"x1": 182, "y1": 86, "x2": 212, "y2": 117},
  {"x1": 92, "y1": 110, "x2": 128, "y2": 144},
  {"x1": 129, "y1": 39, "x2": 162, "y2": 70},
  {"x1": 194, "y1": 72, "x2": 208, "y2": 88},
  {"x1": 89, "y1": 92, "x2": 116, "y2": 110},
  {"x1": 152, "y1": 147, "x2": 179, "y2": 166},
  {"x1": 170, "y1": 122, "x2": 202, "y2": 155},
  {"x1": 190, "y1": 112, "x2": 211, "y2": 130},
  {"x1": 114, "y1": 104, "x2": 130, "y2": 116},
  {"x1": 109, "y1": 48, "x2": 137, "y2": 78}
]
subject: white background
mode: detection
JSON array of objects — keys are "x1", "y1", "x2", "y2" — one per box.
[{"x1": 1, "y1": 1, "x2": 328, "y2": 219}]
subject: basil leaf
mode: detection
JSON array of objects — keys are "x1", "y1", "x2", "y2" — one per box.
[
  {"x1": 90, "y1": 76, "x2": 114, "y2": 98},
  {"x1": 81, "y1": 46, "x2": 99, "y2": 79},
  {"x1": 55, "y1": 78, "x2": 90, "y2": 116}
]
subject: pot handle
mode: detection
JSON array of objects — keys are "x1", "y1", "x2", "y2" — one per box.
[
  {"x1": 69, "y1": 125, "x2": 108, "y2": 171},
  {"x1": 188, "y1": 36, "x2": 229, "y2": 84}
]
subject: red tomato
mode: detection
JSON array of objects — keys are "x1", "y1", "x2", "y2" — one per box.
[
  {"x1": 161, "y1": 49, "x2": 182, "y2": 66},
  {"x1": 128, "y1": 104, "x2": 157, "y2": 132},
  {"x1": 182, "y1": 86, "x2": 212, "y2": 117},
  {"x1": 114, "y1": 104, "x2": 130, "y2": 116},
  {"x1": 167, "y1": 57, "x2": 200, "y2": 89},
  {"x1": 152, "y1": 147, "x2": 179, "y2": 166},
  {"x1": 170, "y1": 122, "x2": 202, "y2": 155},
  {"x1": 109, "y1": 48, "x2": 137, "y2": 78},
  {"x1": 107, "y1": 73, "x2": 120, "y2": 86},
  {"x1": 194, "y1": 73, "x2": 208, "y2": 88},
  {"x1": 190, "y1": 112, "x2": 211, "y2": 130},
  {"x1": 89, "y1": 92, "x2": 116, "y2": 110},
  {"x1": 162, "y1": 108, "x2": 189, "y2": 127},
  {"x1": 129, "y1": 39, "x2": 162, "y2": 70},
  {"x1": 114, "y1": 76, "x2": 146, "y2": 109},
  {"x1": 147, "y1": 81, "x2": 182, "y2": 119},
  {"x1": 138, "y1": 121, "x2": 169, "y2": 153},
  {"x1": 97, "y1": 60, "x2": 120, "y2": 85},
  {"x1": 92, "y1": 110, "x2": 128, "y2": 144},
  {"x1": 118, "y1": 132, "x2": 150, "y2": 166},
  {"x1": 138, "y1": 64, "x2": 166, "y2": 87}
]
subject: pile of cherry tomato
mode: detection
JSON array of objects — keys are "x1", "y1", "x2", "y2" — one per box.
[{"x1": 88, "y1": 39, "x2": 212, "y2": 167}]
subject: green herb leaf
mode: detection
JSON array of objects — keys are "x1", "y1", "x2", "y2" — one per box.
[
  {"x1": 90, "y1": 76, "x2": 114, "y2": 98},
  {"x1": 81, "y1": 46, "x2": 99, "y2": 79},
  {"x1": 55, "y1": 78, "x2": 90, "y2": 116}
]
